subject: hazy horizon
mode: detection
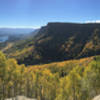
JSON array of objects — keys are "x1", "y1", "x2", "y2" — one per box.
[
  {"x1": 1, "y1": 20, "x2": 100, "y2": 29},
  {"x1": 0, "y1": 26, "x2": 39, "y2": 29}
]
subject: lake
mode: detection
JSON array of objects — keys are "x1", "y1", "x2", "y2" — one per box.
[{"x1": 0, "y1": 36, "x2": 8, "y2": 43}]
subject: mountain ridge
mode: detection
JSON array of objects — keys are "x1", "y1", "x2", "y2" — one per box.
[{"x1": 1, "y1": 22, "x2": 100, "y2": 65}]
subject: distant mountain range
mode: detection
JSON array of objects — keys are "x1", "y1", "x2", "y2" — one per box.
[
  {"x1": 1, "y1": 23, "x2": 100, "y2": 65},
  {"x1": 0, "y1": 28, "x2": 39, "y2": 43},
  {"x1": 0, "y1": 28, "x2": 35, "y2": 35}
]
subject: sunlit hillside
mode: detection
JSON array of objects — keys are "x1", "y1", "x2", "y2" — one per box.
[{"x1": 0, "y1": 51, "x2": 100, "y2": 100}]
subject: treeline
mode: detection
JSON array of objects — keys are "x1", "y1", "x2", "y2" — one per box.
[{"x1": 0, "y1": 51, "x2": 100, "y2": 100}]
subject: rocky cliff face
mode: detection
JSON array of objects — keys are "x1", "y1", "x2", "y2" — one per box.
[{"x1": 33, "y1": 23, "x2": 100, "y2": 63}]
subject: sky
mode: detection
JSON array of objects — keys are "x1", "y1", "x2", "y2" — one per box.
[{"x1": 0, "y1": 0, "x2": 100, "y2": 28}]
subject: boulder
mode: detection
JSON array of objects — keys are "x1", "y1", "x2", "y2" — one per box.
[
  {"x1": 5, "y1": 96, "x2": 36, "y2": 100},
  {"x1": 93, "y1": 95, "x2": 100, "y2": 100}
]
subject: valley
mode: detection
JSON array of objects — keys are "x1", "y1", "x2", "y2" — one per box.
[{"x1": 1, "y1": 23, "x2": 100, "y2": 65}]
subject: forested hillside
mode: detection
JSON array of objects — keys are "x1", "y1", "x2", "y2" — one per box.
[
  {"x1": 0, "y1": 51, "x2": 100, "y2": 100},
  {"x1": 3, "y1": 23, "x2": 100, "y2": 65},
  {"x1": 0, "y1": 28, "x2": 38, "y2": 54}
]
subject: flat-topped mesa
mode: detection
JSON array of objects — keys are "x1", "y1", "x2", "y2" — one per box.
[
  {"x1": 31, "y1": 22, "x2": 100, "y2": 64},
  {"x1": 36, "y1": 22, "x2": 100, "y2": 41}
]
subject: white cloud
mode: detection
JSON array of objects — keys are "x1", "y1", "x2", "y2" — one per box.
[{"x1": 85, "y1": 20, "x2": 100, "y2": 23}]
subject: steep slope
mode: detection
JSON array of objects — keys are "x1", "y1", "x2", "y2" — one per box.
[
  {"x1": 33, "y1": 23, "x2": 100, "y2": 63},
  {"x1": 3, "y1": 22, "x2": 100, "y2": 65}
]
